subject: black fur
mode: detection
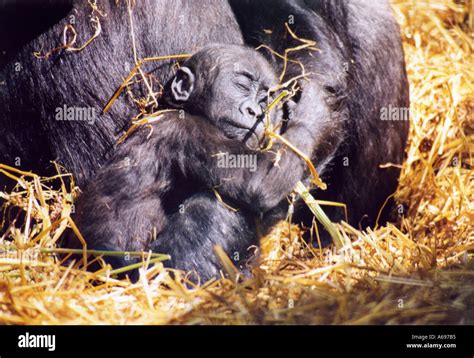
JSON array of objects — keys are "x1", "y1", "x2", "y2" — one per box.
[
  {"x1": 0, "y1": 1, "x2": 409, "y2": 278},
  {"x1": 64, "y1": 45, "x2": 315, "y2": 279}
]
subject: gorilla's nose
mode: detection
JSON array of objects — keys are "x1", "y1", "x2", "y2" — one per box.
[{"x1": 241, "y1": 101, "x2": 263, "y2": 119}]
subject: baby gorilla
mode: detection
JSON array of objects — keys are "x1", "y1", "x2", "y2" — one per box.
[{"x1": 63, "y1": 44, "x2": 312, "y2": 280}]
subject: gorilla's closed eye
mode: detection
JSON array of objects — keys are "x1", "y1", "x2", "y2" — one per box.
[
  {"x1": 235, "y1": 81, "x2": 251, "y2": 92},
  {"x1": 234, "y1": 72, "x2": 256, "y2": 91}
]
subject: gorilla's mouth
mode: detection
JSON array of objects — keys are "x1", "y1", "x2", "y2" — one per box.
[{"x1": 221, "y1": 119, "x2": 265, "y2": 150}]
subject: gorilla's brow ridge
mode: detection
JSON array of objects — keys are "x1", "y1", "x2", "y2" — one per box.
[{"x1": 235, "y1": 70, "x2": 256, "y2": 81}]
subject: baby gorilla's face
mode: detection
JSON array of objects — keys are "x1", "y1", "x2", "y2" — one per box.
[
  {"x1": 206, "y1": 50, "x2": 279, "y2": 150},
  {"x1": 166, "y1": 44, "x2": 280, "y2": 150}
]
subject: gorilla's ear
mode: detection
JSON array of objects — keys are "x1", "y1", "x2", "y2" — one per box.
[{"x1": 171, "y1": 66, "x2": 195, "y2": 102}]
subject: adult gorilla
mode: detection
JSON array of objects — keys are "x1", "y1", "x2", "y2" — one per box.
[{"x1": 0, "y1": 1, "x2": 409, "y2": 260}]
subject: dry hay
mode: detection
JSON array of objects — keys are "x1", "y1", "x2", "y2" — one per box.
[{"x1": 0, "y1": 0, "x2": 473, "y2": 325}]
